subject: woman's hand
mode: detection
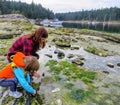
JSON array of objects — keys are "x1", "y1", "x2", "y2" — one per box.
[{"x1": 33, "y1": 72, "x2": 40, "y2": 78}]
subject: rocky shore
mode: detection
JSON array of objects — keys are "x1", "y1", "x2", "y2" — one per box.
[{"x1": 0, "y1": 14, "x2": 120, "y2": 105}]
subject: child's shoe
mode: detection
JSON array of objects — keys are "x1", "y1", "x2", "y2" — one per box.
[{"x1": 9, "y1": 91, "x2": 22, "y2": 98}]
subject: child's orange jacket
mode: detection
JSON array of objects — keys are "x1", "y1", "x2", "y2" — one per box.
[{"x1": 0, "y1": 52, "x2": 26, "y2": 79}]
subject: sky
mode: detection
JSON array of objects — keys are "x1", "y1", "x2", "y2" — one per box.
[{"x1": 11, "y1": 0, "x2": 120, "y2": 13}]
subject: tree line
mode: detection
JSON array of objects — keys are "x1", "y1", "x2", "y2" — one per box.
[
  {"x1": 0, "y1": 0, "x2": 120, "y2": 21},
  {"x1": 55, "y1": 7, "x2": 120, "y2": 21},
  {"x1": 0, "y1": 0, "x2": 54, "y2": 19}
]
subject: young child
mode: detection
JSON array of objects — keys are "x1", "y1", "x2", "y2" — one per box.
[{"x1": 0, "y1": 52, "x2": 40, "y2": 98}]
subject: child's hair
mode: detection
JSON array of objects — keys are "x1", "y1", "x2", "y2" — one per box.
[{"x1": 24, "y1": 56, "x2": 40, "y2": 72}]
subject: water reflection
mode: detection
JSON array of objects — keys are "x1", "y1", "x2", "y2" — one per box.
[{"x1": 63, "y1": 22, "x2": 120, "y2": 33}]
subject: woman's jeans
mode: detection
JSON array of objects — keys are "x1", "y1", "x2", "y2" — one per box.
[{"x1": 0, "y1": 78, "x2": 18, "y2": 92}]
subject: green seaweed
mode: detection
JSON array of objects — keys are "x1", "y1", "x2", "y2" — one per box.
[
  {"x1": 45, "y1": 60, "x2": 97, "y2": 84},
  {"x1": 69, "y1": 89, "x2": 90, "y2": 102},
  {"x1": 84, "y1": 46, "x2": 109, "y2": 56}
]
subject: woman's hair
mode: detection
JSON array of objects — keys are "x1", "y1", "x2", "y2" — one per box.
[
  {"x1": 25, "y1": 56, "x2": 40, "y2": 72},
  {"x1": 27, "y1": 26, "x2": 48, "y2": 51}
]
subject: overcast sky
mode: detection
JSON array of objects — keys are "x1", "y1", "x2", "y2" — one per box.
[{"x1": 12, "y1": 0, "x2": 120, "y2": 13}]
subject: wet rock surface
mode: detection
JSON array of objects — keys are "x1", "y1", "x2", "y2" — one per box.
[{"x1": 0, "y1": 14, "x2": 120, "y2": 105}]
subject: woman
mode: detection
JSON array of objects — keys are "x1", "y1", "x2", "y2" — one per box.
[
  {"x1": 7, "y1": 26, "x2": 48, "y2": 78},
  {"x1": 7, "y1": 26, "x2": 48, "y2": 61},
  {"x1": 0, "y1": 52, "x2": 40, "y2": 98}
]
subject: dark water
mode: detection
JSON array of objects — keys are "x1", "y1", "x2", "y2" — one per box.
[{"x1": 62, "y1": 22, "x2": 120, "y2": 33}]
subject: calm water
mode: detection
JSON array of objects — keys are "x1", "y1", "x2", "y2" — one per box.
[{"x1": 62, "y1": 22, "x2": 120, "y2": 33}]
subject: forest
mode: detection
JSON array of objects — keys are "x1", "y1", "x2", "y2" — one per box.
[
  {"x1": 55, "y1": 7, "x2": 120, "y2": 21},
  {"x1": 0, "y1": 0, "x2": 120, "y2": 21},
  {"x1": 0, "y1": 0, "x2": 54, "y2": 19}
]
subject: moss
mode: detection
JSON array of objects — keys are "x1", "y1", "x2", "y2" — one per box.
[
  {"x1": 50, "y1": 66, "x2": 62, "y2": 74},
  {"x1": 45, "y1": 59, "x2": 58, "y2": 68},
  {"x1": 80, "y1": 29, "x2": 120, "y2": 38},
  {"x1": 56, "y1": 27, "x2": 75, "y2": 33},
  {"x1": 0, "y1": 34, "x2": 13, "y2": 39},
  {"x1": 49, "y1": 33, "x2": 56, "y2": 36},
  {"x1": 84, "y1": 46, "x2": 109, "y2": 56},
  {"x1": 19, "y1": 97, "x2": 25, "y2": 105},
  {"x1": 69, "y1": 89, "x2": 90, "y2": 102},
  {"x1": 32, "y1": 82, "x2": 41, "y2": 90},
  {"x1": 1, "y1": 82, "x2": 44, "y2": 105},
  {"x1": 64, "y1": 82, "x2": 74, "y2": 89},
  {"x1": 54, "y1": 75, "x2": 62, "y2": 81},
  {"x1": 54, "y1": 37, "x2": 71, "y2": 47},
  {"x1": 2, "y1": 95, "x2": 15, "y2": 105},
  {"x1": 0, "y1": 38, "x2": 17, "y2": 56},
  {"x1": 76, "y1": 70, "x2": 97, "y2": 83},
  {"x1": 0, "y1": 63, "x2": 6, "y2": 70},
  {"x1": 41, "y1": 76, "x2": 54, "y2": 84},
  {"x1": 45, "y1": 60, "x2": 61, "y2": 75},
  {"x1": 0, "y1": 47, "x2": 9, "y2": 56},
  {"x1": 32, "y1": 94, "x2": 45, "y2": 105},
  {"x1": 45, "y1": 60, "x2": 97, "y2": 84}
]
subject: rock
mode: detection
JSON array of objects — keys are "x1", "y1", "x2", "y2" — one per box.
[
  {"x1": 54, "y1": 49, "x2": 60, "y2": 54},
  {"x1": 107, "y1": 63, "x2": 114, "y2": 68},
  {"x1": 76, "y1": 54, "x2": 85, "y2": 61},
  {"x1": 71, "y1": 45, "x2": 80, "y2": 50},
  {"x1": 55, "y1": 99, "x2": 62, "y2": 105},
  {"x1": 52, "y1": 88, "x2": 60, "y2": 93},
  {"x1": 117, "y1": 63, "x2": 120, "y2": 67},
  {"x1": 0, "y1": 14, "x2": 27, "y2": 20},
  {"x1": 102, "y1": 71, "x2": 109, "y2": 74},
  {"x1": 67, "y1": 54, "x2": 74, "y2": 58},
  {"x1": 57, "y1": 51, "x2": 65, "y2": 59},
  {"x1": 72, "y1": 58, "x2": 84, "y2": 66},
  {"x1": 45, "y1": 54, "x2": 52, "y2": 58},
  {"x1": 54, "y1": 37, "x2": 71, "y2": 47}
]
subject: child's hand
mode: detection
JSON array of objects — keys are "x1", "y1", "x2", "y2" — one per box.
[
  {"x1": 32, "y1": 90, "x2": 37, "y2": 96},
  {"x1": 33, "y1": 72, "x2": 40, "y2": 78}
]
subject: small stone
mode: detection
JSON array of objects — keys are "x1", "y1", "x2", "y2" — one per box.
[
  {"x1": 107, "y1": 63, "x2": 114, "y2": 68},
  {"x1": 52, "y1": 88, "x2": 60, "y2": 93},
  {"x1": 55, "y1": 99, "x2": 62, "y2": 105},
  {"x1": 117, "y1": 63, "x2": 120, "y2": 67}
]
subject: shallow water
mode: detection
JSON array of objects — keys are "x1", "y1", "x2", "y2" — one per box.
[
  {"x1": 38, "y1": 45, "x2": 120, "y2": 75},
  {"x1": 36, "y1": 45, "x2": 120, "y2": 105}
]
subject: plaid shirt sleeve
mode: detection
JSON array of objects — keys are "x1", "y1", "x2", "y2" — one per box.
[
  {"x1": 23, "y1": 37, "x2": 33, "y2": 56},
  {"x1": 7, "y1": 35, "x2": 33, "y2": 62}
]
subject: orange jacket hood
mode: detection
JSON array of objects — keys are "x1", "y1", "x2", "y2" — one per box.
[
  {"x1": 0, "y1": 52, "x2": 26, "y2": 79},
  {"x1": 13, "y1": 52, "x2": 26, "y2": 68}
]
